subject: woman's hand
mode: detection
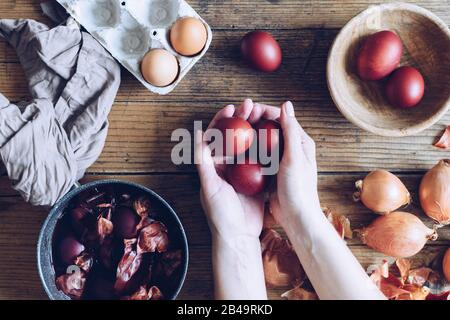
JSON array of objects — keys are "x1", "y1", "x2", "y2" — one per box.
[
  {"x1": 197, "y1": 99, "x2": 321, "y2": 234},
  {"x1": 195, "y1": 99, "x2": 280, "y2": 300},
  {"x1": 197, "y1": 99, "x2": 282, "y2": 240},
  {"x1": 263, "y1": 102, "x2": 385, "y2": 300},
  {"x1": 196, "y1": 99, "x2": 265, "y2": 241},
  {"x1": 268, "y1": 101, "x2": 322, "y2": 230}
]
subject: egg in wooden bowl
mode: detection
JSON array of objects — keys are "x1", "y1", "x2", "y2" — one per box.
[{"x1": 327, "y1": 3, "x2": 450, "y2": 137}]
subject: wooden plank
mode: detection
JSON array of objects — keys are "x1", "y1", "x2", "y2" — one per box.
[
  {"x1": 0, "y1": 94, "x2": 445, "y2": 174},
  {"x1": 2, "y1": 28, "x2": 449, "y2": 106},
  {"x1": 0, "y1": 29, "x2": 447, "y2": 173},
  {"x1": 0, "y1": 99, "x2": 447, "y2": 174},
  {"x1": 0, "y1": 173, "x2": 449, "y2": 299},
  {"x1": 0, "y1": 243, "x2": 447, "y2": 300},
  {"x1": 0, "y1": 1, "x2": 448, "y2": 29},
  {"x1": 1, "y1": 173, "x2": 449, "y2": 247},
  {"x1": 0, "y1": 29, "x2": 328, "y2": 102},
  {"x1": 0, "y1": 29, "x2": 448, "y2": 173},
  {"x1": 94, "y1": 101, "x2": 449, "y2": 173},
  {"x1": 71, "y1": 174, "x2": 450, "y2": 245}
]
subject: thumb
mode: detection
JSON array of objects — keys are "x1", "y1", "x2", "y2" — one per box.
[
  {"x1": 195, "y1": 130, "x2": 221, "y2": 190},
  {"x1": 279, "y1": 101, "x2": 303, "y2": 162}
]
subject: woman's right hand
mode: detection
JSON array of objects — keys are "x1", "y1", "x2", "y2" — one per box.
[
  {"x1": 269, "y1": 101, "x2": 322, "y2": 230},
  {"x1": 268, "y1": 102, "x2": 386, "y2": 300}
]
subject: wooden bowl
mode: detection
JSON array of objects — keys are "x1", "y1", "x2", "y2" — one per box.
[{"x1": 327, "y1": 3, "x2": 450, "y2": 137}]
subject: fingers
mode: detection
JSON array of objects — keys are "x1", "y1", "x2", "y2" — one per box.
[
  {"x1": 279, "y1": 101, "x2": 317, "y2": 165},
  {"x1": 209, "y1": 100, "x2": 281, "y2": 130},
  {"x1": 195, "y1": 130, "x2": 222, "y2": 190},
  {"x1": 234, "y1": 98, "x2": 254, "y2": 120},
  {"x1": 207, "y1": 104, "x2": 235, "y2": 130},
  {"x1": 279, "y1": 101, "x2": 303, "y2": 161},
  {"x1": 248, "y1": 103, "x2": 281, "y2": 124}
]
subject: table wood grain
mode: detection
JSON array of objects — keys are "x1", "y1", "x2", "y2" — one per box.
[{"x1": 0, "y1": 0, "x2": 449, "y2": 300}]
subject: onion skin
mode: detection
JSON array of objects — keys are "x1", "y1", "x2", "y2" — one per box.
[
  {"x1": 354, "y1": 170, "x2": 410, "y2": 214},
  {"x1": 419, "y1": 160, "x2": 450, "y2": 225},
  {"x1": 359, "y1": 212, "x2": 437, "y2": 258},
  {"x1": 260, "y1": 229, "x2": 304, "y2": 288},
  {"x1": 443, "y1": 248, "x2": 450, "y2": 282}
]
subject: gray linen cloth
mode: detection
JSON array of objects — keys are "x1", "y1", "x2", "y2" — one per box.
[{"x1": 0, "y1": 17, "x2": 121, "y2": 206}]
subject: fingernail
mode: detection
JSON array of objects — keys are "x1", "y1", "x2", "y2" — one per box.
[{"x1": 285, "y1": 101, "x2": 295, "y2": 117}]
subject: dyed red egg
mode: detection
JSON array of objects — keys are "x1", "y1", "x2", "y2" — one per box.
[
  {"x1": 58, "y1": 235, "x2": 85, "y2": 265},
  {"x1": 226, "y1": 161, "x2": 268, "y2": 196},
  {"x1": 386, "y1": 66, "x2": 425, "y2": 108},
  {"x1": 241, "y1": 31, "x2": 282, "y2": 72},
  {"x1": 254, "y1": 120, "x2": 283, "y2": 156},
  {"x1": 70, "y1": 207, "x2": 90, "y2": 236},
  {"x1": 214, "y1": 117, "x2": 255, "y2": 157},
  {"x1": 357, "y1": 30, "x2": 403, "y2": 80},
  {"x1": 112, "y1": 207, "x2": 140, "y2": 239}
]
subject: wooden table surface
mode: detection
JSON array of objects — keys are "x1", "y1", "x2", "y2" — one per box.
[{"x1": 0, "y1": 0, "x2": 449, "y2": 300}]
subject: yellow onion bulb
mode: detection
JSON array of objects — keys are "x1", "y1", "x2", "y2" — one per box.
[
  {"x1": 443, "y1": 248, "x2": 450, "y2": 282},
  {"x1": 359, "y1": 211, "x2": 437, "y2": 258},
  {"x1": 419, "y1": 160, "x2": 450, "y2": 225},
  {"x1": 354, "y1": 170, "x2": 411, "y2": 214}
]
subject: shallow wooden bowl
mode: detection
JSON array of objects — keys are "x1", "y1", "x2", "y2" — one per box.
[{"x1": 327, "y1": 3, "x2": 450, "y2": 137}]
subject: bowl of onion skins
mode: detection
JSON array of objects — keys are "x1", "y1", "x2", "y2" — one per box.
[
  {"x1": 327, "y1": 3, "x2": 450, "y2": 137},
  {"x1": 37, "y1": 180, "x2": 188, "y2": 300}
]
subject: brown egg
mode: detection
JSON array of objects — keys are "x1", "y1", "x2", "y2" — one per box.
[
  {"x1": 170, "y1": 17, "x2": 207, "y2": 56},
  {"x1": 141, "y1": 49, "x2": 179, "y2": 87}
]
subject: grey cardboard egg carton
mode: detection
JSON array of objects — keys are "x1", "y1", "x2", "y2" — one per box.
[{"x1": 56, "y1": 0, "x2": 213, "y2": 95}]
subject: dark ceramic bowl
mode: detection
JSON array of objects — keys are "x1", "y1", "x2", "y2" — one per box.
[{"x1": 37, "y1": 179, "x2": 189, "y2": 300}]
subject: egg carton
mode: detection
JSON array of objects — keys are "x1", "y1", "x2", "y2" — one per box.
[{"x1": 56, "y1": 0, "x2": 213, "y2": 95}]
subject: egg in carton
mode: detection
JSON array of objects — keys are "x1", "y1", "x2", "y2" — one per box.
[{"x1": 56, "y1": 0, "x2": 213, "y2": 95}]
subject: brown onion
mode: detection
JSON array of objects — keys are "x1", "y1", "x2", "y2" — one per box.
[
  {"x1": 419, "y1": 160, "x2": 450, "y2": 225},
  {"x1": 359, "y1": 211, "x2": 437, "y2": 258},
  {"x1": 443, "y1": 248, "x2": 450, "y2": 283},
  {"x1": 354, "y1": 170, "x2": 411, "y2": 214}
]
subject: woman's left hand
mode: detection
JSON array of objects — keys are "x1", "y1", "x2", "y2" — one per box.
[
  {"x1": 196, "y1": 99, "x2": 280, "y2": 241},
  {"x1": 196, "y1": 99, "x2": 280, "y2": 300}
]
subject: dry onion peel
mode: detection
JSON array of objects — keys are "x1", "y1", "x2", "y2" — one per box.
[
  {"x1": 370, "y1": 259, "x2": 449, "y2": 300},
  {"x1": 281, "y1": 286, "x2": 318, "y2": 300},
  {"x1": 358, "y1": 211, "x2": 437, "y2": 258},
  {"x1": 368, "y1": 260, "x2": 390, "y2": 287},
  {"x1": 323, "y1": 207, "x2": 353, "y2": 239},
  {"x1": 395, "y1": 258, "x2": 411, "y2": 284},
  {"x1": 419, "y1": 160, "x2": 450, "y2": 225},
  {"x1": 354, "y1": 170, "x2": 411, "y2": 214},
  {"x1": 260, "y1": 229, "x2": 305, "y2": 288},
  {"x1": 380, "y1": 278, "x2": 411, "y2": 299},
  {"x1": 407, "y1": 267, "x2": 433, "y2": 287},
  {"x1": 369, "y1": 265, "x2": 409, "y2": 300},
  {"x1": 397, "y1": 284, "x2": 430, "y2": 300},
  {"x1": 263, "y1": 211, "x2": 277, "y2": 230},
  {"x1": 434, "y1": 126, "x2": 450, "y2": 150}
]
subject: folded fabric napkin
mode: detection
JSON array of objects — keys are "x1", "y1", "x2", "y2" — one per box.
[{"x1": 0, "y1": 16, "x2": 121, "y2": 206}]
